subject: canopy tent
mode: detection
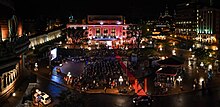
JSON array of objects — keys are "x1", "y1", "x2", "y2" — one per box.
[
  {"x1": 156, "y1": 67, "x2": 178, "y2": 76},
  {"x1": 157, "y1": 55, "x2": 185, "y2": 67}
]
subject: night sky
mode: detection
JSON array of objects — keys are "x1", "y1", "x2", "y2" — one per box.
[{"x1": 12, "y1": 0, "x2": 220, "y2": 20}]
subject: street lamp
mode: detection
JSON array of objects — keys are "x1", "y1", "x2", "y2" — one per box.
[
  {"x1": 34, "y1": 63, "x2": 38, "y2": 71},
  {"x1": 189, "y1": 48, "x2": 192, "y2": 52},
  {"x1": 172, "y1": 49, "x2": 176, "y2": 55},
  {"x1": 12, "y1": 92, "x2": 16, "y2": 97},
  {"x1": 200, "y1": 62, "x2": 204, "y2": 67},
  {"x1": 118, "y1": 76, "x2": 123, "y2": 85},
  {"x1": 173, "y1": 42, "x2": 175, "y2": 46},
  {"x1": 159, "y1": 47, "x2": 163, "y2": 51},
  {"x1": 208, "y1": 64, "x2": 212, "y2": 70},
  {"x1": 176, "y1": 76, "x2": 182, "y2": 85},
  {"x1": 209, "y1": 53, "x2": 212, "y2": 57}
]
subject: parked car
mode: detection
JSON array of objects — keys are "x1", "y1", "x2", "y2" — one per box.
[
  {"x1": 132, "y1": 95, "x2": 153, "y2": 106},
  {"x1": 40, "y1": 92, "x2": 52, "y2": 105},
  {"x1": 33, "y1": 89, "x2": 52, "y2": 106}
]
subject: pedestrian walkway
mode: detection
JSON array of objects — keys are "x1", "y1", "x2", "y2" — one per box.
[
  {"x1": 1, "y1": 77, "x2": 30, "y2": 107},
  {"x1": 115, "y1": 55, "x2": 146, "y2": 96}
]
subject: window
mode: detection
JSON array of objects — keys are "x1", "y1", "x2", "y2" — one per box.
[
  {"x1": 104, "y1": 28, "x2": 108, "y2": 36},
  {"x1": 96, "y1": 28, "x2": 100, "y2": 36},
  {"x1": 96, "y1": 28, "x2": 100, "y2": 33},
  {"x1": 111, "y1": 28, "x2": 115, "y2": 36}
]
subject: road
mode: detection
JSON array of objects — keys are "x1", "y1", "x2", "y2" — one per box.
[
  {"x1": 32, "y1": 48, "x2": 220, "y2": 107},
  {"x1": 85, "y1": 87, "x2": 220, "y2": 107},
  {"x1": 34, "y1": 66, "x2": 220, "y2": 107}
]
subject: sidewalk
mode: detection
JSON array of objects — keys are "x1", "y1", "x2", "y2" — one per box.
[{"x1": 1, "y1": 76, "x2": 30, "y2": 107}]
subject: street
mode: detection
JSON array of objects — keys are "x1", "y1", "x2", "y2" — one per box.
[{"x1": 33, "y1": 58, "x2": 220, "y2": 107}]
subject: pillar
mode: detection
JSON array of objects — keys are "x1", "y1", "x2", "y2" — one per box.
[{"x1": 144, "y1": 78, "x2": 148, "y2": 93}]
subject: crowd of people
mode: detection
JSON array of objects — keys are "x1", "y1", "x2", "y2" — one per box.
[{"x1": 73, "y1": 58, "x2": 129, "y2": 91}]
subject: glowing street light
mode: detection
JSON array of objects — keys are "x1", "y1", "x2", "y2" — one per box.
[
  {"x1": 34, "y1": 63, "x2": 38, "y2": 71},
  {"x1": 189, "y1": 48, "x2": 192, "y2": 51},
  {"x1": 125, "y1": 46, "x2": 128, "y2": 50},
  {"x1": 12, "y1": 92, "x2": 16, "y2": 97},
  {"x1": 200, "y1": 62, "x2": 204, "y2": 67},
  {"x1": 118, "y1": 76, "x2": 123, "y2": 85},
  {"x1": 208, "y1": 64, "x2": 212, "y2": 70},
  {"x1": 161, "y1": 56, "x2": 165, "y2": 60},
  {"x1": 176, "y1": 76, "x2": 182, "y2": 85},
  {"x1": 172, "y1": 49, "x2": 176, "y2": 55},
  {"x1": 209, "y1": 53, "x2": 212, "y2": 57}
]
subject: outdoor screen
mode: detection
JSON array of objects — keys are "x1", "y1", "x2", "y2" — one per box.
[{"x1": 50, "y1": 48, "x2": 57, "y2": 61}]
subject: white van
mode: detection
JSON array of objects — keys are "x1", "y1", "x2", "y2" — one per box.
[{"x1": 40, "y1": 92, "x2": 52, "y2": 105}]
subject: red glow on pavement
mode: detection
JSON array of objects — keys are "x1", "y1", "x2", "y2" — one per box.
[{"x1": 115, "y1": 55, "x2": 147, "y2": 96}]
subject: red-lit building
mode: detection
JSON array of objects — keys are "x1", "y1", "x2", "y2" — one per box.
[{"x1": 66, "y1": 15, "x2": 137, "y2": 49}]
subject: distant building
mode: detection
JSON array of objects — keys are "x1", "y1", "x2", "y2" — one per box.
[
  {"x1": 175, "y1": 2, "x2": 198, "y2": 39},
  {"x1": 143, "y1": 5, "x2": 175, "y2": 40},
  {"x1": 175, "y1": 0, "x2": 220, "y2": 49},
  {"x1": 195, "y1": 7, "x2": 220, "y2": 45}
]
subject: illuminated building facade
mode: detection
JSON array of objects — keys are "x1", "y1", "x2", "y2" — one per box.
[
  {"x1": 0, "y1": 0, "x2": 30, "y2": 101},
  {"x1": 67, "y1": 15, "x2": 138, "y2": 49},
  {"x1": 175, "y1": 1, "x2": 220, "y2": 49},
  {"x1": 175, "y1": 2, "x2": 198, "y2": 39},
  {"x1": 144, "y1": 5, "x2": 175, "y2": 40},
  {"x1": 195, "y1": 7, "x2": 220, "y2": 44}
]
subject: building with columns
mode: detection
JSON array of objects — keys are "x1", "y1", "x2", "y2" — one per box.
[
  {"x1": 0, "y1": 0, "x2": 30, "y2": 101},
  {"x1": 66, "y1": 15, "x2": 139, "y2": 49}
]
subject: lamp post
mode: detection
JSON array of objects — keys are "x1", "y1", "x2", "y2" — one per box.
[
  {"x1": 200, "y1": 62, "x2": 204, "y2": 68},
  {"x1": 34, "y1": 63, "x2": 38, "y2": 71},
  {"x1": 118, "y1": 76, "x2": 123, "y2": 85},
  {"x1": 176, "y1": 76, "x2": 182, "y2": 85}
]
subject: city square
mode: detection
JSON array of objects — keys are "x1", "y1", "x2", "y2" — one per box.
[{"x1": 1, "y1": 0, "x2": 220, "y2": 107}]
